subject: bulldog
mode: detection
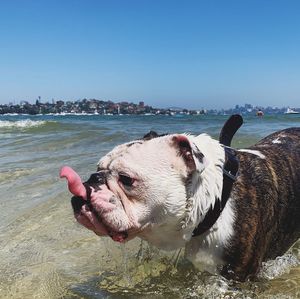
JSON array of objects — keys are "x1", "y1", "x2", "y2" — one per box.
[{"x1": 60, "y1": 123, "x2": 300, "y2": 281}]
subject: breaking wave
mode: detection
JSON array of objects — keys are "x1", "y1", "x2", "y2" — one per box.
[{"x1": 0, "y1": 119, "x2": 47, "y2": 129}]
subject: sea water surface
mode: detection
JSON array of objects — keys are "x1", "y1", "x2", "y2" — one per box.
[{"x1": 0, "y1": 114, "x2": 300, "y2": 298}]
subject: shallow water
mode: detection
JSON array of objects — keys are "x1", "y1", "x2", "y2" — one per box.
[{"x1": 0, "y1": 114, "x2": 300, "y2": 298}]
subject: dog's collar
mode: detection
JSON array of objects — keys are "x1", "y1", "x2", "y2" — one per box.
[{"x1": 192, "y1": 147, "x2": 239, "y2": 237}]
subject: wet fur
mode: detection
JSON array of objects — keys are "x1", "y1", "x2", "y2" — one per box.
[
  {"x1": 76, "y1": 127, "x2": 300, "y2": 282},
  {"x1": 139, "y1": 128, "x2": 300, "y2": 281},
  {"x1": 221, "y1": 128, "x2": 300, "y2": 280}
]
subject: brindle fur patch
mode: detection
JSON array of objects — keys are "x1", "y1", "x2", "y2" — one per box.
[{"x1": 222, "y1": 128, "x2": 300, "y2": 281}]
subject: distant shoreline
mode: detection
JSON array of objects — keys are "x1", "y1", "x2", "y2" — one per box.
[
  {"x1": 0, "y1": 99, "x2": 299, "y2": 116},
  {"x1": 1, "y1": 111, "x2": 300, "y2": 117}
]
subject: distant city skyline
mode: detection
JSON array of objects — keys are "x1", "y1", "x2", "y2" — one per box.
[
  {"x1": 3, "y1": 95, "x2": 300, "y2": 111},
  {"x1": 1, "y1": 98, "x2": 298, "y2": 116},
  {"x1": 0, "y1": 1, "x2": 300, "y2": 109}
]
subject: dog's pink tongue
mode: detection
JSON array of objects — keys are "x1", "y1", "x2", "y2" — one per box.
[{"x1": 60, "y1": 166, "x2": 87, "y2": 199}]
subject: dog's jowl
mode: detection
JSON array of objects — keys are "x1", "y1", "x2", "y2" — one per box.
[{"x1": 61, "y1": 127, "x2": 300, "y2": 281}]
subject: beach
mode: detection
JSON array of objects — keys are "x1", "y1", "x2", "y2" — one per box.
[{"x1": 0, "y1": 114, "x2": 300, "y2": 298}]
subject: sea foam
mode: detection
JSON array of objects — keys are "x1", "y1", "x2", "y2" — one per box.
[
  {"x1": 0, "y1": 119, "x2": 47, "y2": 129},
  {"x1": 259, "y1": 253, "x2": 300, "y2": 280}
]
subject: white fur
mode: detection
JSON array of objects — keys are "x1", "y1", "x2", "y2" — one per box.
[
  {"x1": 185, "y1": 198, "x2": 235, "y2": 273},
  {"x1": 182, "y1": 134, "x2": 225, "y2": 232},
  {"x1": 98, "y1": 133, "x2": 236, "y2": 271},
  {"x1": 181, "y1": 134, "x2": 235, "y2": 271},
  {"x1": 272, "y1": 138, "x2": 282, "y2": 144},
  {"x1": 145, "y1": 134, "x2": 231, "y2": 252},
  {"x1": 238, "y1": 149, "x2": 266, "y2": 159}
]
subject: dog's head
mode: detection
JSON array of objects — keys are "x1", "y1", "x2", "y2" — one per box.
[{"x1": 68, "y1": 132, "x2": 222, "y2": 250}]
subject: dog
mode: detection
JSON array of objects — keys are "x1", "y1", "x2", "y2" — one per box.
[{"x1": 61, "y1": 121, "x2": 300, "y2": 281}]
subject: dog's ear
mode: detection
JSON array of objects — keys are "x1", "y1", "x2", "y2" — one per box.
[
  {"x1": 172, "y1": 135, "x2": 206, "y2": 173},
  {"x1": 143, "y1": 131, "x2": 168, "y2": 140},
  {"x1": 143, "y1": 131, "x2": 159, "y2": 140}
]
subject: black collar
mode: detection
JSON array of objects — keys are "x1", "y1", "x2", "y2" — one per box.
[{"x1": 192, "y1": 147, "x2": 239, "y2": 237}]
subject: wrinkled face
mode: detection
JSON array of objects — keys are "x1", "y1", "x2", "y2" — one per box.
[{"x1": 71, "y1": 134, "x2": 206, "y2": 249}]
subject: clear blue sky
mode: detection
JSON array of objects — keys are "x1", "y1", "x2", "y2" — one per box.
[{"x1": 0, "y1": 0, "x2": 299, "y2": 109}]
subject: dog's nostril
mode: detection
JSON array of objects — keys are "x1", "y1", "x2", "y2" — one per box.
[
  {"x1": 88, "y1": 172, "x2": 106, "y2": 185},
  {"x1": 71, "y1": 196, "x2": 86, "y2": 214}
]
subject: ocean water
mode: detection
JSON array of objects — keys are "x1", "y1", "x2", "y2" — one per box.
[{"x1": 0, "y1": 114, "x2": 300, "y2": 299}]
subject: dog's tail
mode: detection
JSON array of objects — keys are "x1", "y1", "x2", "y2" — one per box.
[{"x1": 219, "y1": 114, "x2": 243, "y2": 146}]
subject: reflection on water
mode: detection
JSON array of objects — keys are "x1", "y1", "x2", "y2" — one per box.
[
  {"x1": 0, "y1": 114, "x2": 300, "y2": 298},
  {"x1": 1, "y1": 184, "x2": 299, "y2": 298}
]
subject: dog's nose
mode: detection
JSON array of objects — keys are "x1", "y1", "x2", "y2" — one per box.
[{"x1": 87, "y1": 172, "x2": 106, "y2": 185}]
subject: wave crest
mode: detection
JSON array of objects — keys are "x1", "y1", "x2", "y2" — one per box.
[{"x1": 0, "y1": 119, "x2": 47, "y2": 129}]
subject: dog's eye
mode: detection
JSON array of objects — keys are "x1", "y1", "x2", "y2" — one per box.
[{"x1": 119, "y1": 174, "x2": 135, "y2": 187}]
